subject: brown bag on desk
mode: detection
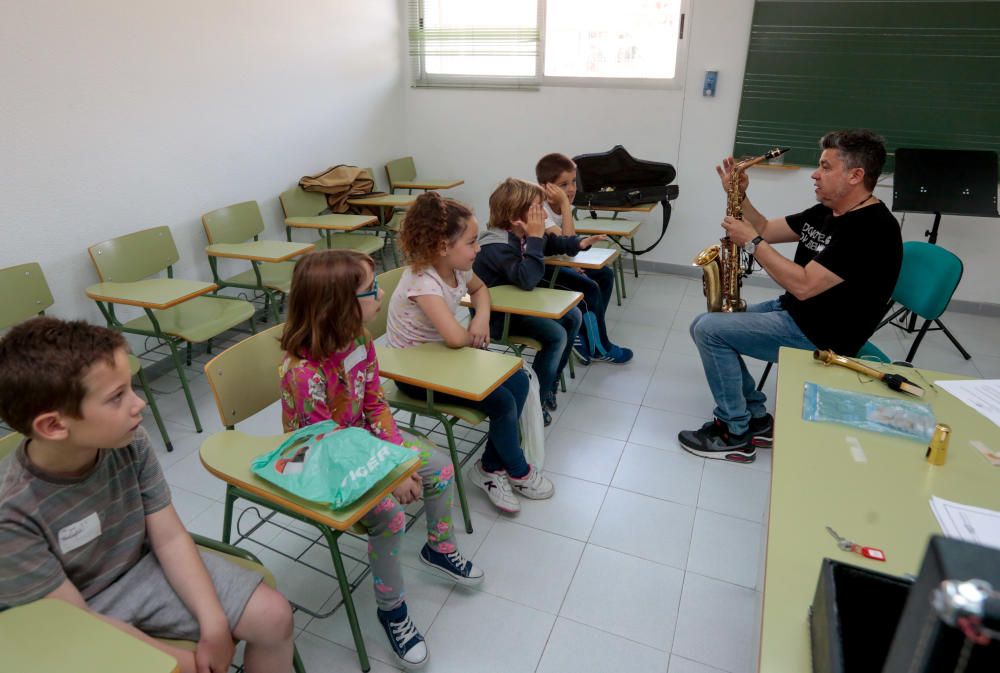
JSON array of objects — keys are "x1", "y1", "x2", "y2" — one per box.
[{"x1": 299, "y1": 165, "x2": 382, "y2": 213}]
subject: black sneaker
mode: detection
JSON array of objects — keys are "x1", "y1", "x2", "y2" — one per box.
[
  {"x1": 749, "y1": 414, "x2": 774, "y2": 449},
  {"x1": 542, "y1": 391, "x2": 558, "y2": 412},
  {"x1": 376, "y1": 603, "x2": 428, "y2": 669},
  {"x1": 678, "y1": 419, "x2": 756, "y2": 463},
  {"x1": 419, "y1": 544, "x2": 484, "y2": 586},
  {"x1": 542, "y1": 407, "x2": 552, "y2": 426}
]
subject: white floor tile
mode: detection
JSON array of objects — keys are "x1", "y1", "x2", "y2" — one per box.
[
  {"x1": 627, "y1": 406, "x2": 706, "y2": 453},
  {"x1": 423, "y1": 589, "x2": 556, "y2": 673},
  {"x1": 645, "y1": 355, "x2": 715, "y2": 417},
  {"x1": 471, "y1": 520, "x2": 584, "y2": 613},
  {"x1": 560, "y1": 544, "x2": 684, "y2": 650},
  {"x1": 295, "y1": 630, "x2": 403, "y2": 673},
  {"x1": 610, "y1": 319, "x2": 670, "y2": 351},
  {"x1": 537, "y1": 617, "x2": 669, "y2": 673},
  {"x1": 590, "y1": 488, "x2": 694, "y2": 570},
  {"x1": 511, "y1": 472, "x2": 607, "y2": 541},
  {"x1": 555, "y1": 392, "x2": 640, "y2": 441},
  {"x1": 697, "y1": 461, "x2": 770, "y2": 523},
  {"x1": 397, "y1": 506, "x2": 498, "y2": 573},
  {"x1": 663, "y1": 329, "x2": 699, "y2": 358},
  {"x1": 544, "y1": 424, "x2": 626, "y2": 485},
  {"x1": 686, "y1": 509, "x2": 763, "y2": 589},
  {"x1": 668, "y1": 654, "x2": 730, "y2": 673},
  {"x1": 579, "y1": 347, "x2": 659, "y2": 404},
  {"x1": 612, "y1": 442, "x2": 704, "y2": 506},
  {"x1": 671, "y1": 573, "x2": 760, "y2": 673}
]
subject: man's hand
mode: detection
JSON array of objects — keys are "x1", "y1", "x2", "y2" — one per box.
[
  {"x1": 543, "y1": 182, "x2": 571, "y2": 214},
  {"x1": 195, "y1": 622, "x2": 235, "y2": 673},
  {"x1": 579, "y1": 235, "x2": 607, "y2": 250},
  {"x1": 512, "y1": 203, "x2": 547, "y2": 238},
  {"x1": 716, "y1": 156, "x2": 748, "y2": 198},
  {"x1": 721, "y1": 216, "x2": 757, "y2": 246},
  {"x1": 468, "y1": 313, "x2": 491, "y2": 349},
  {"x1": 393, "y1": 474, "x2": 423, "y2": 505}
]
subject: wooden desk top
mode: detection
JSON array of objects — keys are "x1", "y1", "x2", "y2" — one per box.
[
  {"x1": 205, "y1": 241, "x2": 313, "y2": 263},
  {"x1": 578, "y1": 202, "x2": 657, "y2": 213},
  {"x1": 461, "y1": 285, "x2": 582, "y2": 319},
  {"x1": 393, "y1": 179, "x2": 464, "y2": 190},
  {"x1": 86, "y1": 278, "x2": 217, "y2": 310},
  {"x1": 546, "y1": 247, "x2": 619, "y2": 269},
  {"x1": 346, "y1": 194, "x2": 417, "y2": 208},
  {"x1": 572, "y1": 218, "x2": 642, "y2": 237},
  {"x1": 760, "y1": 347, "x2": 1000, "y2": 673},
  {"x1": 0, "y1": 599, "x2": 180, "y2": 673},
  {"x1": 284, "y1": 213, "x2": 377, "y2": 231},
  {"x1": 375, "y1": 342, "x2": 522, "y2": 402}
]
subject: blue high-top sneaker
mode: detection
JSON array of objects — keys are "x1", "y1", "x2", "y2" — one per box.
[{"x1": 376, "y1": 602, "x2": 429, "y2": 669}]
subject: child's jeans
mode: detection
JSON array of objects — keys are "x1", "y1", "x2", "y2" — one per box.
[
  {"x1": 544, "y1": 266, "x2": 615, "y2": 351},
  {"x1": 496, "y1": 309, "x2": 582, "y2": 395}
]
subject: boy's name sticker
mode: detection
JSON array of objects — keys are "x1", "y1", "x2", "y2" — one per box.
[
  {"x1": 343, "y1": 345, "x2": 366, "y2": 374},
  {"x1": 58, "y1": 512, "x2": 102, "y2": 554}
]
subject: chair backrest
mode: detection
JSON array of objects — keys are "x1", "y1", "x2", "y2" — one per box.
[
  {"x1": 202, "y1": 201, "x2": 265, "y2": 245},
  {"x1": 88, "y1": 226, "x2": 180, "y2": 282},
  {"x1": 385, "y1": 157, "x2": 416, "y2": 189},
  {"x1": 279, "y1": 187, "x2": 328, "y2": 219},
  {"x1": 368, "y1": 266, "x2": 406, "y2": 340},
  {"x1": 0, "y1": 263, "x2": 54, "y2": 329},
  {"x1": 204, "y1": 323, "x2": 285, "y2": 427},
  {"x1": 892, "y1": 241, "x2": 963, "y2": 320},
  {"x1": 0, "y1": 432, "x2": 23, "y2": 461},
  {"x1": 856, "y1": 341, "x2": 890, "y2": 363}
]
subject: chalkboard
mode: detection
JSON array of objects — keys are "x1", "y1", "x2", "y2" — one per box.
[{"x1": 733, "y1": 1, "x2": 1000, "y2": 172}]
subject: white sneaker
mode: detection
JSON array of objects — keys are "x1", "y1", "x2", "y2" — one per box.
[
  {"x1": 508, "y1": 466, "x2": 555, "y2": 500},
  {"x1": 473, "y1": 461, "x2": 520, "y2": 513}
]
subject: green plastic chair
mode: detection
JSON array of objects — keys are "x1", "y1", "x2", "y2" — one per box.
[
  {"x1": 200, "y1": 323, "x2": 419, "y2": 673},
  {"x1": 756, "y1": 341, "x2": 891, "y2": 391},
  {"x1": 384, "y1": 157, "x2": 417, "y2": 193},
  {"x1": 279, "y1": 187, "x2": 386, "y2": 256},
  {"x1": 878, "y1": 241, "x2": 969, "y2": 363},
  {"x1": 0, "y1": 262, "x2": 173, "y2": 451},
  {"x1": 0, "y1": 430, "x2": 306, "y2": 672},
  {"x1": 88, "y1": 226, "x2": 256, "y2": 433},
  {"x1": 372, "y1": 267, "x2": 485, "y2": 534},
  {"x1": 202, "y1": 201, "x2": 313, "y2": 323}
]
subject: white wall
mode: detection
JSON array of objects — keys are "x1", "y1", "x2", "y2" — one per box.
[
  {"x1": 402, "y1": 0, "x2": 999, "y2": 305},
  {"x1": 0, "y1": 0, "x2": 406, "y2": 320}
]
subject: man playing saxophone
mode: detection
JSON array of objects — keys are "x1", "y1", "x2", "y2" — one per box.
[{"x1": 678, "y1": 129, "x2": 902, "y2": 463}]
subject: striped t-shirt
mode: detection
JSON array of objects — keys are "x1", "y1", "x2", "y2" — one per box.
[{"x1": 0, "y1": 426, "x2": 171, "y2": 608}]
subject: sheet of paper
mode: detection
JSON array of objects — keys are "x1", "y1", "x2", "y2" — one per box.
[
  {"x1": 935, "y1": 379, "x2": 1000, "y2": 429},
  {"x1": 930, "y1": 496, "x2": 1000, "y2": 551}
]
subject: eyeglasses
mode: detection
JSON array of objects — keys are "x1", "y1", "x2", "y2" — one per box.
[{"x1": 356, "y1": 277, "x2": 379, "y2": 299}]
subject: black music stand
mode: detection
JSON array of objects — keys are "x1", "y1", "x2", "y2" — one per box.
[{"x1": 885, "y1": 149, "x2": 999, "y2": 357}]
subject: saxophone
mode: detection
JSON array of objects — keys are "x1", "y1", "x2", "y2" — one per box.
[{"x1": 693, "y1": 147, "x2": 790, "y2": 312}]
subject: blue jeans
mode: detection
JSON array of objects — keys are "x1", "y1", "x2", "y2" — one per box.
[
  {"x1": 689, "y1": 298, "x2": 815, "y2": 435},
  {"x1": 396, "y1": 369, "x2": 531, "y2": 477},
  {"x1": 544, "y1": 266, "x2": 615, "y2": 350},
  {"x1": 495, "y1": 309, "x2": 582, "y2": 395}
]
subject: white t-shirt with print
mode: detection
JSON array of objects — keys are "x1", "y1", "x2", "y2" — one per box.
[{"x1": 386, "y1": 265, "x2": 473, "y2": 348}]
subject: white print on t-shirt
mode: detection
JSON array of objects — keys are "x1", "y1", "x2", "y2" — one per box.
[
  {"x1": 800, "y1": 222, "x2": 832, "y2": 253},
  {"x1": 343, "y1": 345, "x2": 366, "y2": 374},
  {"x1": 58, "y1": 512, "x2": 102, "y2": 554}
]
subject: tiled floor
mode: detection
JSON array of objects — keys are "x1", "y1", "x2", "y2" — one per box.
[{"x1": 141, "y1": 271, "x2": 1000, "y2": 673}]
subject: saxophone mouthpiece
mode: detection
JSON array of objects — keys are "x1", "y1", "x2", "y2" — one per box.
[{"x1": 766, "y1": 147, "x2": 791, "y2": 159}]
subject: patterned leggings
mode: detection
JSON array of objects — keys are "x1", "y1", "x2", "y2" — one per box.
[{"x1": 360, "y1": 431, "x2": 454, "y2": 611}]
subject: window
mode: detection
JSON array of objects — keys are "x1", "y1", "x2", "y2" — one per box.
[{"x1": 408, "y1": 0, "x2": 687, "y2": 89}]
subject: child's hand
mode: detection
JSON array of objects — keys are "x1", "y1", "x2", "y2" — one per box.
[
  {"x1": 468, "y1": 314, "x2": 491, "y2": 349},
  {"x1": 196, "y1": 623, "x2": 235, "y2": 673},
  {"x1": 579, "y1": 235, "x2": 607, "y2": 250},
  {"x1": 393, "y1": 473, "x2": 423, "y2": 505},
  {"x1": 512, "y1": 203, "x2": 547, "y2": 238},
  {"x1": 543, "y1": 182, "x2": 571, "y2": 212}
]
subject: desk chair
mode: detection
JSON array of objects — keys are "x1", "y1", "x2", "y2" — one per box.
[
  {"x1": 370, "y1": 267, "x2": 485, "y2": 534},
  {"x1": 878, "y1": 241, "x2": 970, "y2": 363},
  {"x1": 88, "y1": 226, "x2": 256, "y2": 433},
  {"x1": 384, "y1": 157, "x2": 417, "y2": 194},
  {"x1": 202, "y1": 201, "x2": 313, "y2": 323},
  {"x1": 0, "y1": 431, "x2": 306, "y2": 673},
  {"x1": 0, "y1": 262, "x2": 173, "y2": 452},
  {"x1": 756, "y1": 341, "x2": 890, "y2": 391},
  {"x1": 200, "y1": 324, "x2": 419, "y2": 672},
  {"x1": 279, "y1": 187, "x2": 385, "y2": 256}
]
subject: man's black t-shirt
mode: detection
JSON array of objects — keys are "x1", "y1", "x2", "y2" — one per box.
[{"x1": 781, "y1": 201, "x2": 901, "y2": 355}]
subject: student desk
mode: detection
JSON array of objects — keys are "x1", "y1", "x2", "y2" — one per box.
[
  {"x1": 204, "y1": 240, "x2": 313, "y2": 264},
  {"x1": 86, "y1": 278, "x2": 218, "y2": 310},
  {"x1": 345, "y1": 193, "x2": 417, "y2": 227},
  {"x1": 545, "y1": 247, "x2": 620, "y2": 306},
  {"x1": 571, "y1": 217, "x2": 642, "y2": 304},
  {"x1": 1, "y1": 598, "x2": 180, "y2": 673},
  {"x1": 204, "y1": 240, "x2": 313, "y2": 321},
  {"x1": 390, "y1": 178, "x2": 464, "y2": 192},
  {"x1": 283, "y1": 213, "x2": 378, "y2": 249},
  {"x1": 759, "y1": 347, "x2": 1000, "y2": 673},
  {"x1": 375, "y1": 341, "x2": 523, "y2": 402},
  {"x1": 461, "y1": 284, "x2": 583, "y2": 343},
  {"x1": 576, "y1": 201, "x2": 655, "y2": 282}
]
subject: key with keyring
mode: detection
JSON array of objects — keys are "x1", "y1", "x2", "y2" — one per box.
[{"x1": 826, "y1": 526, "x2": 886, "y2": 561}]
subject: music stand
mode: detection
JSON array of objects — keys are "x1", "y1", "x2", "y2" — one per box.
[{"x1": 886, "y1": 148, "x2": 998, "y2": 358}]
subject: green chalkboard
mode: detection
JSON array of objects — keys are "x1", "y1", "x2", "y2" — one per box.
[{"x1": 734, "y1": 1, "x2": 1000, "y2": 172}]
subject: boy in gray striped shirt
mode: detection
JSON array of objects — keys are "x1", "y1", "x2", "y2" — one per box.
[{"x1": 0, "y1": 318, "x2": 295, "y2": 673}]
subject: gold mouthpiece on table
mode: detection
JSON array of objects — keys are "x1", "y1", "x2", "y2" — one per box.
[{"x1": 813, "y1": 349, "x2": 925, "y2": 397}]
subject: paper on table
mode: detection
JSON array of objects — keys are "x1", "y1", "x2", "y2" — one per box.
[
  {"x1": 930, "y1": 496, "x2": 1000, "y2": 551},
  {"x1": 935, "y1": 379, "x2": 1000, "y2": 428}
]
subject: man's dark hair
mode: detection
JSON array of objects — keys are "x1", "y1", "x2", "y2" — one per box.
[
  {"x1": 820, "y1": 129, "x2": 887, "y2": 191},
  {"x1": 0, "y1": 317, "x2": 126, "y2": 435}
]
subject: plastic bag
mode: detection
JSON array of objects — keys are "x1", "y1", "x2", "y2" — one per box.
[
  {"x1": 519, "y1": 365, "x2": 545, "y2": 469},
  {"x1": 802, "y1": 382, "x2": 936, "y2": 442},
  {"x1": 251, "y1": 421, "x2": 415, "y2": 509}
]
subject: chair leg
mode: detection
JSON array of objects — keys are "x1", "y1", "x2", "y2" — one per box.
[
  {"x1": 443, "y1": 419, "x2": 474, "y2": 534},
  {"x1": 613, "y1": 258, "x2": 623, "y2": 306},
  {"x1": 935, "y1": 319, "x2": 972, "y2": 360},
  {"x1": 559, "y1": 371, "x2": 567, "y2": 393},
  {"x1": 320, "y1": 527, "x2": 371, "y2": 673},
  {"x1": 756, "y1": 362, "x2": 773, "y2": 392},
  {"x1": 135, "y1": 366, "x2": 172, "y2": 452},
  {"x1": 186, "y1": 340, "x2": 193, "y2": 367},
  {"x1": 222, "y1": 486, "x2": 238, "y2": 544},
  {"x1": 905, "y1": 319, "x2": 933, "y2": 363},
  {"x1": 166, "y1": 339, "x2": 203, "y2": 432},
  {"x1": 567, "y1": 352, "x2": 576, "y2": 379},
  {"x1": 292, "y1": 645, "x2": 307, "y2": 673}
]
